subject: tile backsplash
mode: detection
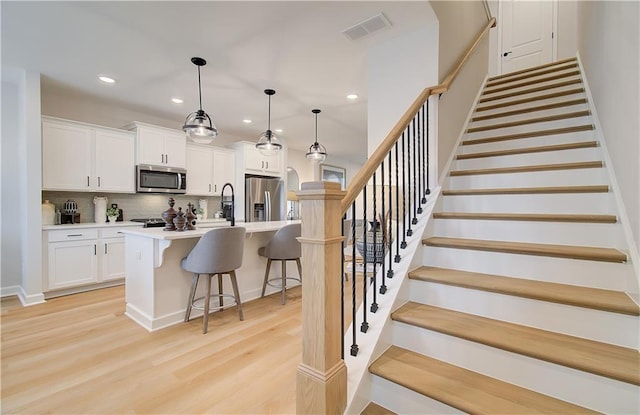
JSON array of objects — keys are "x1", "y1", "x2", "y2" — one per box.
[{"x1": 42, "y1": 192, "x2": 221, "y2": 222}]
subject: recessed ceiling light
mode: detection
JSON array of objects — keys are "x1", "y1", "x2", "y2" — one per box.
[
  {"x1": 98, "y1": 76, "x2": 116, "y2": 84},
  {"x1": 275, "y1": 128, "x2": 283, "y2": 133},
  {"x1": 347, "y1": 94, "x2": 358, "y2": 100},
  {"x1": 171, "y1": 97, "x2": 184, "y2": 104},
  {"x1": 243, "y1": 119, "x2": 252, "y2": 124}
]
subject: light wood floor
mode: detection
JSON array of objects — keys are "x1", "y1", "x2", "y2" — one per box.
[
  {"x1": 1, "y1": 274, "x2": 366, "y2": 414},
  {"x1": 1, "y1": 285, "x2": 304, "y2": 414}
]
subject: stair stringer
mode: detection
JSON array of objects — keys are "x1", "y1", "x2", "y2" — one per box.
[
  {"x1": 576, "y1": 52, "x2": 640, "y2": 300},
  {"x1": 344, "y1": 188, "x2": 440, "y2": 415}
]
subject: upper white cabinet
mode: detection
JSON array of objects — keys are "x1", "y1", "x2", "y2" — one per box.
[
  {"x1": 186, "y1": 144, "x2": 235, "y2": 196},
  {"x1": 42, "y1": 117, "x2": 135, "y2": 193},
  {"x1": 233, "y1": 141, "x2": 283, "y2": 177},
  {"x1": 126, "y1": 122, "x2": 186, "y2": 168}
]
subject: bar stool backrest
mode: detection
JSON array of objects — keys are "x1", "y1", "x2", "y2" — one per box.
[
  {"x1": 182, "y1": 227, "x2": 246, "y2": 274},
  {"x1": 261, "y1": 223, "x2": 301, "y2": 260}
]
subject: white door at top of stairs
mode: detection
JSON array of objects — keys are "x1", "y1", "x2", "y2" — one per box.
[{"x1": 499, "y1": 0, "x2": 556, "y2": 74}]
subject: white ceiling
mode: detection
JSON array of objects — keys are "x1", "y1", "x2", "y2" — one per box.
[{"x1": 1, "y1": 1, "x2": 433, "y2": 163}]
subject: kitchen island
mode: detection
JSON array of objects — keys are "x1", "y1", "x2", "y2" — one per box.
[{"x1": 121, "y1": 220, "x2": 301, "y2": 331}]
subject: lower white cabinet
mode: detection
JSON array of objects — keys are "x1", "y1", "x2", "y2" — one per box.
[{"x1": 45, "y1": 226, "x2": 131, "y2": 291}]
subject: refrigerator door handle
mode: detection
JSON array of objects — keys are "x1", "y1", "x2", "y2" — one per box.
[{"x1": 265, "y1": 191, "x2": 271, "y2": 221}]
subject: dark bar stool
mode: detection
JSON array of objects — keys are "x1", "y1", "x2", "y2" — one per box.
[
  {"x1": 182, "y1": 227, "x2": 246, "y2": 334},
  {"x1": 259, "y1": 223, "x2": 302, "y2": 305}
]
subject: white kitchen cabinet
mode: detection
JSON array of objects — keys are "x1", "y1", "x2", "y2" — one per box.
[
  {"x1": 185, "y1": 144, "x2": 235, "y2": 196},
  {"x1": 42, "y1": 117, "x2": 135, "y2": 193},
  {"x1": 235, "y1": 142, "x2": 283, "y2": 176},
  {"x1": 44, "y1": 226, "x2": 133, "y2": 292},
  {"x1": 127, "y1": 122, "x2": 186, "y2": 168}
]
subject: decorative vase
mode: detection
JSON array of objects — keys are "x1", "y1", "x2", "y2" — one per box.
[
  {"x1": 161, "y1": 197, "x2": 177, "y2": 231},
  {"x1": 185, "y1": 202, "x2": 196, "y2": 230},
  {"x1": 93, "y1": 196, "x2": 108, "y2": 223},
  {"x1": 108, "y1": 216, "x2": 118, "y2": 223},
  {"x1": 355, "y1": 220, "x2": 389, "y2": 264},
  {"x1": 42, "y1": 200, "x2": 55, "y2": 225},
  {"x1": 64, "y1": 199, "x2": 78, "y2": 214},
  {"x1": 173, "y1": 207, "x2": 187, "y2": 232}
]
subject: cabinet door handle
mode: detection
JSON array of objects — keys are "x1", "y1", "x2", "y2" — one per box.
[
  {"x1": 68, "y1": 234, "x2": 83, "y2": 237},
  {"x1": 261, "y1": 161, "x2": 264, "y2": 169},
  {"x1": 214, "y1": 184, "x2": 217, "y2": 193},
  {"x1": 104, "y1": 244, "x2": 108, "y2": 254},
  {"x1": 266, "y1": 161, "x2": 269, "y2": 169},
  {"x1": 87, "y1": 176, "x2": 90, "y2": 187},
  {"x1": 94, "y1": 244, "x2": 97, "y2": 255},
  {"x1": 98, "y1": 176, "x2": 101, "y2": 187},
  {"x1": 209, "y1": 184, "x2": 211, "y2": 192},
  {"x1": 165, "y1": 154, "x2": 168, "y2": 164},
  {"x1": 161, "y1": 154, "x2": 165, "y2": 164}
]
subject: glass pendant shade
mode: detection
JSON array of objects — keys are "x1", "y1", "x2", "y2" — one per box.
[
  {"x1": 256, "y1": 89, "x2": 282, "y2": 156},
  {"x1": 182, "y1": 57, "x2": 218, "y2": 144},
  {"x1": 305, "y1": 108, "x2": 327, "y2": 162}
]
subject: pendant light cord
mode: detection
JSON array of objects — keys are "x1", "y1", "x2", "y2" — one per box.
[
  {"x1": 314, "y1": 112, "x2": 319, "y2": 145},
  {"x1": 267, "y1": 95, "x2": 271, "y2": 132},
  {"x1": 197, "y1": 66, "x2": 203, "y2": 111}
]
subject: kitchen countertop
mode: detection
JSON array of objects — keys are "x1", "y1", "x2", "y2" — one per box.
[
  {"x1": 42, "y1": 221, "x2": 144, "y2": 231},
  {"x1": 120, "y1": 220, "x2": 301, "y2": 240}
]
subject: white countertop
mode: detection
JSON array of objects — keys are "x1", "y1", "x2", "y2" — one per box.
[
  {"x1": 120, "y1": 220, "x2": 301, "y2": 240},
  {"x1": 43, "y1": 221, "x2": 144, "y2": 231}
]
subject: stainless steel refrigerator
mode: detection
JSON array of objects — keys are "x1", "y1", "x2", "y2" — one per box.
[{"x1": 245, "y1": 177, "x2": 285, "y2": 222}]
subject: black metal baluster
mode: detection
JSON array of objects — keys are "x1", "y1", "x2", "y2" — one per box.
[
  {"x1": 406, "y1": 122, "x2": 414, "y2": 238},
  {"x1": 425, "y1": 102, "x2": 431, "y2": 197},
  {"x1": 350, "y1": 203, "x2": 358, "y2": 356},
  {"x1": 371, "y1": 174, "x2": 378, "y2": 312},
  {"x1": 394, "y1": 142, "x2": 401, "y2": 263},
  {"x1": 387, "y1": 151, "x2": 395, "y2": 276},
  {"x1": 361, "y1": 186, "x2": 369, "y2": 334},
  {"x1": 380, "y1": 161, "x2": 388, "y2": 293},
  {"x1": 401, "y1": 131, "x2": 407, "y2": 249},
  {"x1": 412, "y1": 114, "x2": 418, "y2": 225},
  {"x1": 417, "y1": 107, "x2": 424, "y2": 214},
  {"x1": 340, "y1": 216, "x2": 345, "y2": 360}
]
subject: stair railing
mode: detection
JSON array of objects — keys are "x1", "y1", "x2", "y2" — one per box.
[{"x1": 296, "y1": 16, "x2": 496, "y2": 415}]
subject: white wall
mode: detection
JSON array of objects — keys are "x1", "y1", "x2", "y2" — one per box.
[
  {"x1": 557, "y1": 0, "x2": 578, "y2": 59},
  {"x1": 0, "y1": 68, "x2": 44, "y2": 303},
  {"x1": 577, "y1": 1, "x2": 640, "y2": 253},
  {"x1": 367, "y1": 21, "x2": 439, "y2": 157}
]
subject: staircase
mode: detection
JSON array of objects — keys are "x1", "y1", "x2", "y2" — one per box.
[{"x1": 364, "y1": 58, "x2": 640, "y2": 414}]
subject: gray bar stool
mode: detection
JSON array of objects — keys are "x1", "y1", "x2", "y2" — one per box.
[
  {"x1": 182, "y1": 227, "x2": 246, "y2": 333},
  {"x1": 258, "y1": 223, "x2": 302, "y2": 305}
]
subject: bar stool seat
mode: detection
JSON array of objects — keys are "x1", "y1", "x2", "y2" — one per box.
[
  {"x1": 258, "y1": 223, "x2": 302, "y2": 305},
  {"x1": 182, "y1": 227, "x2": 246, "y2": 333}
]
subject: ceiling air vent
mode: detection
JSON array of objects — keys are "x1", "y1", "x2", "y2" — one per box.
[{"x1": 342, "y1": 13, "x2": 391, "y2": 41}]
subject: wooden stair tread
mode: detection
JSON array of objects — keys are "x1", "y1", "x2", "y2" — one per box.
[
  {"x1": 422, "y1": 237, "x2": 627, "y2": 263},
  {"x1": 370, "y1": 345, "x2": 598, "y2": 414},
  {"x1": 479, "y1": 79, "x2": 582, "y2": 104},
  {"x1": 487, "y1": 57, "x2": 577, "y2": 82},
  {"x1": 486, "y1": 62, "x2": 579, "y2": 88},
  {"x1": 457, "y1": 141, "x2": 598, "y2": 160},
  {"x1": 409, "y1": 266, "x2": 638, "y2": 316},
  {"x1": 472, "y1": 99, "x2": 588, "y2": 122},
  {"x1": 476, "y1": 88, "x2": 585, "y2": 112},
  {"x1": 442, "y1": 185, "x2": 609, "y2": 196},
  {"x1": 466, "y1": 111, "x2": 590, "y2": 133},
  {"x1": 450, "y1": 161, "x2": 602, "y2": 176},
  {"x1": 463, "y1": 125, "x2": 594, "y2": 146},
  {"x1": 391, "y1": 304, "x2": 640, "y2": 385},
  {"x1": 483, "y1": 70, "x2": 581, "y2": 95},
  {"x1": 432, "y1": 211, "x2": 616, "y2": 223},
  {"x1": 360, "y1": 402, "x2": 396, "y2": 415}
]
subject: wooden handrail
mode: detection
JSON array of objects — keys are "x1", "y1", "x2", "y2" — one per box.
[{"x1": 341, "y1": 16, "x2": 496, "y2": 215}]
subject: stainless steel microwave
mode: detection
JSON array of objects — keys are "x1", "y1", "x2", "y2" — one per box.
[{"x1": 136, "y1": 164, "x2": 187, "y2": 194}]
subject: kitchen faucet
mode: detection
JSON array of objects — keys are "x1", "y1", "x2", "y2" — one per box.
[{"x1": 220, "y1": 183, "x2": 235, "y2": 226}]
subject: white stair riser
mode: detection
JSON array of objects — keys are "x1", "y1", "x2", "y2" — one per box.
[
  {"x1": 477, "y1": 84, "x2": 586, "y2": 107},
  {"x1": 483, "y1": 75, "x2": 582, "y2": 98},
  {"x1": 461, "y1": 129, "x2": 595, "y2": 152},
  {"x1": 407, "y1": 279, "x2": 639, "y2": 348},
  {"x1": 370, "y1": 375, "x2": 465, "y2": 415},
  {"x1": 421, "y1": 245, "x2": 632, "y2": 291},
  {"x1": 469, "y1": 103, "x2": 590, "y2": 128},
  {"x1": 447, "y1": 168, "x2": 608, "y2": 190},
  {"x1": 486, "y1": 66, "x2": 579, "y2": 88},
  {"x1": 431, "y1": 218, "x2": 625, "y2": 247},
  {"x1": 464, "y1": 116, "x2": 592, "y2": 139},
  {"x1": 475, "y1": 92, "x2": 587, "y2": 117},
  {"x1": 441, "y1": 193, "x2": 616, "y2": 215},
  {"x1": 454, "y1": 147, "x2": 601, "y2": 170},
  {"x1": 392, "y1": 323, "x2": 640, "y2": 414}
]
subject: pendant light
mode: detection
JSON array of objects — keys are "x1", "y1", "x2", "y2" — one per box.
[
  {"x1": 182, "y1": 57, "x2": 218, "y2": 144},
  {"x1": 305, "y1": 109, "x2": 327, "y2": 162},
  {"x1": 255, "y1": 89, "x2": 282, "y2": 156}
]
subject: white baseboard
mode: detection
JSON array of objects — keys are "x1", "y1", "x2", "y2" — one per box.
[
  {"x1": 0, "y1": 285, "x2": 21, "y2": 298},
  {"x1": 17, "y1": 286, "x2": 45, "y2": 306}
]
